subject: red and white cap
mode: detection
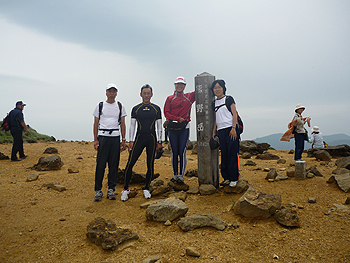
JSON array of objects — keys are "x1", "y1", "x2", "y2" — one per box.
[
  {"x1": 174, "y1": 76, "x2": 186, "y2": 85},
  {"x1": 106, "y1": 83, "x2": 118, "y2": 91}
]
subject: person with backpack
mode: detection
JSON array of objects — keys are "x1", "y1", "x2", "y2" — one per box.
[
  {"x1": 121, "y1": 84, "x2": 163, "y2": 201},
  {"x1": 9, "y1": 101, "x2": 30, "y2": 162},
  {"x1": 92, "y1": 83, "x2": 127, "y2": 201},
  {"x1": 211, "y1": 80, "x2": 241, "y2": 187},
  {"x1": 164, "y1": 76, "x2": 195, "y2": 184}
]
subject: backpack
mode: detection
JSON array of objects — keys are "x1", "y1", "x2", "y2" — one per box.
[
  {"x1": 1, "y1": 112, "x2": 11, "y2": 131},
  {"x1": 213, "y1": 95, "x2": 244, "y2": 135}
]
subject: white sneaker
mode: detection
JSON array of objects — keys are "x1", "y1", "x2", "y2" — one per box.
[
  {"x1": 229, "y1": 181, "x2": 238, "y2": 187},
  {"x1": 143, "y1": 189, "x2": 151, "y2": 199},
  {"x1": 121, "y1": 189, "x2": 130, "y2": 201}
]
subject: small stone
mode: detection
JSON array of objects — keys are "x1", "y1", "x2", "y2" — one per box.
[
  {"x1": 186, "y1": 247, "x2": 200, "y2": 257},
  {"x1": 345, "y1": 197, "x2": 350, "y2": 205},
  {"x1": 59, "y1": 218, "x2": 66, "y2": 221},
  {"x1": 288, "y1": 203, "x2": 297, "y2": 208},
  {"x1": 141, "y1": 256, "x2": 161, "y2": 263},
  {"x1": 164, "y1": 220, "x2": 172, "y2": 226},
  {"x1": 273, "y1": 254, "x2": 279, "y2": 259},
  {"x1": 308, "y1": 197, "x2": 317, "y2": 203},
  {"x1": 26, "y1": 173, "x2": 39, "y2": 182},
  {"x1": 68, "y1": 168, "x2": 79, "y2": 173}
]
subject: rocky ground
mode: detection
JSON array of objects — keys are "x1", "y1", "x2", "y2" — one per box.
[{"x1": 0, "y1": 141, "x2": 349, "y2": 263}]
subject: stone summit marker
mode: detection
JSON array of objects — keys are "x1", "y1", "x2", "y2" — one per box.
[{"x1": 195, "y1": 72, "x2": 219, "y2": 187}]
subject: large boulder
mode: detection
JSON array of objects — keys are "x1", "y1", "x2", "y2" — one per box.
[
  {"x1": 335, "y1": 156, "x2": 350, "y2": 170},
  {"x1": 327, "y1": 173, "x2": 350, "y2": 193},
  {"x1": 233, "y1": 186, "x2": 282, "y2": 219},
  {"x1": 223, "y1": 179, "x2": 249, "y2": 194},
  {"x1": 313, "y1": 150, "x2": 332, "y2": 162},
  {"x1": 32, "y1": 155, "x2": 63, "y2": 171},
  {"x1": 308, "y1": 145, "x2": 350, "y2": 158},
  {"x1": 177, "y1": 214, "x2": 226, "y2": 232},
  {"x1": 240, "y1": 140, "x2": 270, "y2": 155},
  {"x1": 145, "y1": 197, "x2": 188, "y2": 222},
  {"x1": 86, "y1": 217, "x2": 139, "y2": 251}
]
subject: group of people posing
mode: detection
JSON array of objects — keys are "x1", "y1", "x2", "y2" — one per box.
[{"x1": 92, "y1": 77, "x2": 241, "y2": 202}]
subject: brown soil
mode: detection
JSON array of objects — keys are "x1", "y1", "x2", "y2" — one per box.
[{"x1": 0, "y1": 141, "x2": 349, "y2": 263}]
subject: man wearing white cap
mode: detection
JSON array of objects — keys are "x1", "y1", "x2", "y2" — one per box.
[
  {"x1": 164, "y1": 76, "x2": 195, "y2": 184},
  {"x1": 92, "y1": 84, "x2": 127, "y2": 201}
]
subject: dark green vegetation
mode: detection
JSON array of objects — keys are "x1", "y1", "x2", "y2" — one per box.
[{"x1": 0, "y1": 122, "x2": 55, "y2": 143}]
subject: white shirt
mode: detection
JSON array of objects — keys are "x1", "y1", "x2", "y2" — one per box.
[
  {"x1": 215, "y1": 96, "x2": 233, "y2": 130},
  {"x1": 93, "y1": 101, "x2": 127, "y2": 137}
]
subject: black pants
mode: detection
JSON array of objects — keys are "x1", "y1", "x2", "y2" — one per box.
[
  {"x1": 11, "y1": 128, "x2": 25, "y2": 160},
  {"x1": 124, "y1": 133, "x2": 157, "y2": 190},
  {"x1": 94, "y1": 136, "x2": 120, "y2": 191}
]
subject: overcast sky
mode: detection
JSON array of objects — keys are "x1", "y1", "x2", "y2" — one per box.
[{"x1": 1, "y1": 0, "x2": 349, "y2": 142}]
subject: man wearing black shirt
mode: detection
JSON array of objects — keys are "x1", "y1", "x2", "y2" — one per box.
[
  {"x1": 121, "y1": 84, "x2": 163, "y2": 201},
  {"x1": 9, "y1": 101, "x2": 30, "y2": 161}
]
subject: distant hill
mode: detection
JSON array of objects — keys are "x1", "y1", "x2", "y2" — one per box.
[{"x1": 253, "y1": 133, "x2": 350, "y2": 151}]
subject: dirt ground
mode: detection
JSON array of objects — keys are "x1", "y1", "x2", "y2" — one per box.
[{"x1": 0, "y1": 141, "x2": 349, "y2": 263}]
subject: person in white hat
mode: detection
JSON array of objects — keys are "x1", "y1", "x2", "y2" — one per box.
[
  {"x1": 164, "y1": 76, "x2": 195, "y2": 184},
  {"x1": 92, "y1": 83, "x2": 127, "y2": 201},
  {"x1": 292, "y1": 103, "x2": 311, "y2": 161},
  {"x1": 309, "y1": 126, "x2": 324, "y2": 148}
]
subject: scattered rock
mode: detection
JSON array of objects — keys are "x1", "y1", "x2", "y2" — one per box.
[
  {"x1": 43, "y1": 147, "x2": 58, "y2": 154},
  {"x1": 286, "y1": 168, "x2": 295, "y2": 177},
  {"x1": 256, "y1": 152, "x2": 280, "y2": 160},
  {"x1": 241, "y1": 152, "x2": 252, "y2": 159},
  {"x1": 145, "y1": 197, "x2": 188, "y2": 222},
  {"x1": 309, "y1": 166, "x2": 323, "y2": 177},
  {"x1": 117, "y1": 169, "x2": 160, "y2": 185},
  {"x1": 26, "y1": 173, "x2": 39, "y2": 182},
  {"x1": 164, "y1": 220, "x2": 172, "y2": 226},
  {"x1": 240, "y1": 140, "x2": 270, "y2": 155},
  {"x1": 167, "y1": 181, "x2": 190, "y2": 192},
  {"x1": 223, "y1": 179, "x2": 249, "y2": 194},
  {"x1": 142, "y1": 256, "x2": 161, "y2": 263},
  {"x1": 0, "y1": 152, "x2": 9, "y2": 160},
  {"x1": 244, "y1": 160, "x2": 257, "y2": 166},
  {"x1": 288, "y1": 149, "x2": 295, "y2": 154},
  {"x1": 187, "y1": 140, "x2": 194, "y2": 150},
  {"x1": 68, "y1": 168, "x2": 79, "y2": 173},
  {"x1": 169, "y1": 191, "x2": 187, "y2": 201},
  {"x1": 192, "y1": 144, "x2": 197, "y2": 154},
  {"x1": 86, "y1": 217, "x2": 139, "y2": 251},
  {"x1": 42, "y1": 182, "x2": 66, "y2": 192},
  {"x1": 274, "y1": 207, "x2": 300, "y2": 227},
  {"x1": 277, "y1": 158, "x2": 286, "y2": 164},
  {"x1": 187, "y1": 187, "x2": 199, "y2": 194},
  {"x1": 186, "y1": 247, "x2": 201, "y2": 257},
  {"x1": 308, "y1": 197, "x2": 317, "y2": 203},
  {"x1": 149, "y1": 179, "x2": 170, "y2": 196},
  {"x1": 265, "y1": 168, "x2": 277, "y2": 180},
  {"x1": 309, "y1": 145, "x2": 350, "y2": 158},
  {"x1": 32, "y1": 155, "x2": 63, "y2": 171},
  {"x1": 346, "y1": 197, "x2": 350, "y2": 205},
  {"x1": 185, "y1": 169, "x2": 198, "y2": 177},
  {"x1": 233, "y1": 186, "x2": 282, "y2": 219},
  {"x1": 275, "y1": 174, "x2": 288, "y2": 181},
  {"x1": 199, "y1": 184, "x2": 217, "y2": 195},
  {"x1": 177, "y1": 214, "x2": 226, "y2": 232}
]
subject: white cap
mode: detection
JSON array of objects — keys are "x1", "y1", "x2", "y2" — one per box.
[
  {"x1": 106, "y1": 83, "x2": 118, "y2": 91},
  {"x1": 174, "y1": 76, "x2": 186, "y2": 85}
]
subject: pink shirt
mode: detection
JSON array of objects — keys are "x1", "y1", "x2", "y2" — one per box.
[{"x1": 164, "y1": 91, "x2": 195, "y2": 122}]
